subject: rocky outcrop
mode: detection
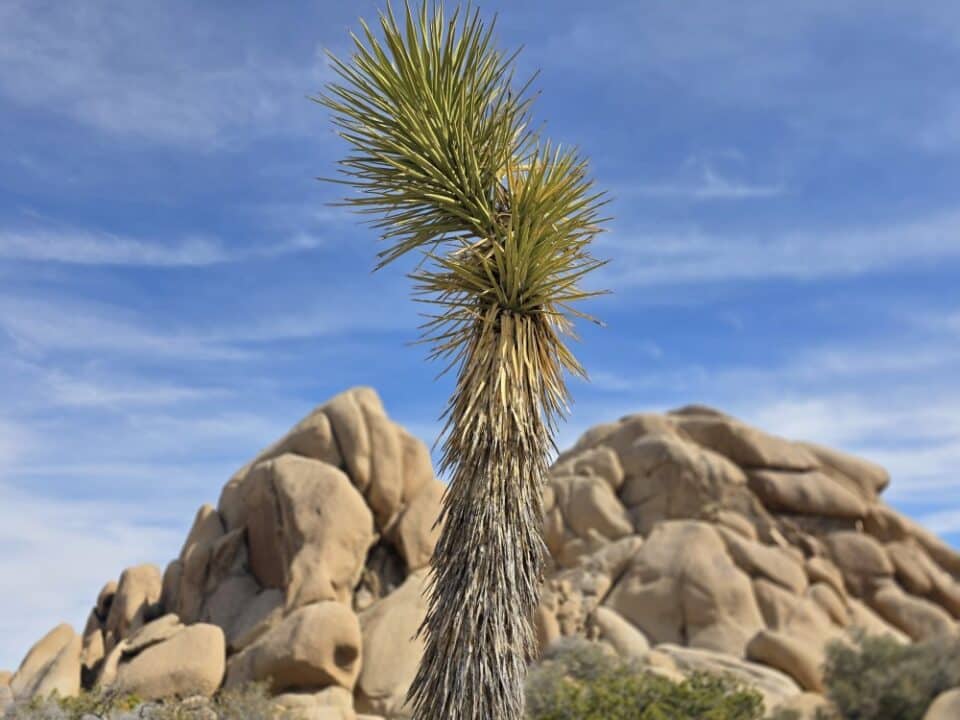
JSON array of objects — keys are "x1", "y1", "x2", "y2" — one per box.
[
  {"x1": 926, "y1": 688, "x2": 960, "y2": 720},
  {"x1": 225, "y1": 601, "x2": 361, "y2": 693},
  {"x1": 537, "y1": 403, "x2": 960, "y2": 702},
  {"x1": 111, "y1": 617, "x2": 226, "y2": 699},
  {"x1": 8, "y1": 624, "x2": 81, "y2": 703},
  {"x1": 8, "y1": 390, "x2": 960, "y2": 718},
  {"x1": 354, "y1": 571, "x2": 430, "y2": 718}
]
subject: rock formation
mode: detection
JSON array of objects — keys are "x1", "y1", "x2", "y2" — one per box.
[{"x1": 4, "y1": 389, "x2": 960, "y2": 719}]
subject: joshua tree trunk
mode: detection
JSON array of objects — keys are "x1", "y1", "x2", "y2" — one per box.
[
  {"x1": 317, "y1": 3, "x2": 608, "y2": 718},
  {"x1": 407, "y1": 309, "x2": 555, "y2": 718}
]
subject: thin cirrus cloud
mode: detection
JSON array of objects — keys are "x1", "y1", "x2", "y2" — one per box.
[
  {"x1": 620, "y1": 167, "x2": 785, "y2": 200},
  {"x1": 0, "y1": 296, "x2": 250, "y2": 360},
  {"x1": 0, "y1": 227, "x2": 324, "y2": 267},
  {"x1": 0, "y1": 480, "x2": 185, "y2": 670},
  {"x1": 0, "y1": 2, "x2": 330, "y2": 146},
  {"x1": 597, "y1": 208, "x2": 960, "y2": 287}
]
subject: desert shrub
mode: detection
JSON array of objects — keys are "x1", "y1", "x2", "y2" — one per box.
[
  {"x1": 3, "y1": 688, "x2": 141, "y2": 720},
  {"x1": 822, "y1": 629, "x2": 960, "y2": 720},
  {"x1": 3, "y1": 683, "x2": 294, "y2": 719},
  {"x1": 209, "y1": 682, "x2": 293, "y2": 720},
  {"x1": 525, "y1": 637, "x2": 765, "y2": 720}
]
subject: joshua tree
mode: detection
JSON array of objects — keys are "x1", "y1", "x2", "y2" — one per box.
[{"x1": 317, "y1": 3, "x2": 608, "y2": 718}]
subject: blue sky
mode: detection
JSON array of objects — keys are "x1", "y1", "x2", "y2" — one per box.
[{"x1": 2, "y1": 0, "x2": 960, "y2": 670}]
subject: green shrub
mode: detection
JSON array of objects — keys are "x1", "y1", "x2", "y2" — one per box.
[
  {"x1": 525, "y1": 637, "x2": 764, "y2": 720},
  {"x1": 4, "y1": 688, "x2": 141, "y2": 720},
  {"x1": 3, "y1": 683, "x2": 294, "y2": 719},
  {"x1": 822, "y1": 629, "x2": 960, "y2": 720}
]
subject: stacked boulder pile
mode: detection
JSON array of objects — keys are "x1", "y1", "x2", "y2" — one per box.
[{"x1": 4, "y1": 389, "x2": 960, "y2": 719}]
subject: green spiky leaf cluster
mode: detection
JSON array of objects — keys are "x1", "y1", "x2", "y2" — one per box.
[{"x1": 316, "y1": 3, "x2": 609, "y2": 719}]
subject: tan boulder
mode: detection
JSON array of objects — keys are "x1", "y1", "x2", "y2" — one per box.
[
  {"x1": 533, "y1": 604, "x2": 561, "y2": 654},
  {"x1": 200, "y1": 573, "x2": 261, "y2": 639},
  {"x1": 807, "y1": 583, "x2": 849, "y2": 627},
  {"x1": 0, "y1": 672, "x2": 10, "y2": 712},
  {"x1": 554, "y1": 529, "x2": 610, "y2": 569},
  {"x1": 172, "y1": 505, "x2": 226, "y2": 624},
  {"x1": 604, "y1": 521, "x2": 764, "y2": 656},
  {"x1": 243, "y1": 454, "x2": 375, "y2": 608},
  {"x1": 805, "y1": 557, "x2": 847, "y2": 601},
  {"x1": 925, "y1": 688, "x2": 960, "y2": 720},
  {"x1": 96, "y1": 581, "x2": 118, "y2": 619},
  {"x1": 748, "y1": 469, "x2": 867, "y2": 518},
  {"x1": 227, "y1": 588, "x2": 284, "y2": 653},
  {"x1": 388, "y1": 478, "x2": 443, "y2": 571},
  {"x1": 718, "y1": 527, "x2": 807, "y2": 594},
  {"x1": 255, "y1": 405, "x2": 344, "y2": 471},
  {"x1": 798, "y1": 441, "x2": 890, "y2": 497},
  {"x1": 9, "y1": 623, "x2": 81, "y2": 701},
  {"x1": 226, "y1": 601, "x2": 362, "y2": 693},
  {"x1": 395, "y1": 424, "x2": 434, "y2": 505},
  {"x1": 868, "y1": 580, "x2": 955, "y2": 641},
  {"x1": 863, "y1": 502, "x2": 914, "y2": 542},
  {"x1": 180, "y1": 505, "x2": 225, "y2": 559},
  {"x1": 673, "y1": 414, "x2": 818, "y2": 470},
  {"x1": 80, "y1": 610, "x2": 105, "y2": 680},
  {"x1": 588, "y1": 607, "x2": 650, "y2": 659},
  {"x1": 554, "y1": 445, "x2": 625, "y2": 491},
  {"x1": 274, "y1": 686, "x2": 357, "y2": 720},
  {"x1": 908, "y1": 518, "x2": 960, "y2": 577},
  {"x1": 715, "y1": 510, "x2": 758, "y2": 541},
  {"x1": 669, "y1": 404, "x2": 732, "y2": 418},
  {"x1": 122, "y1": 613, "x2": 183, "y2": 655},
  {"x1": 113, "y1": 622, "x2": 225, "y2": 699},
  {"x1": 931, "y1": 574, "x2": 960, "y2": 619},
  {"x1": 570, "y1": 446, "x2": 625, "y2": 491},
  {"x1": 616, "y1": 433, "x2": 756, "y2": 535},
  {"x1": 654, "y1": 643, "x2": 802, "y2": 710},
  {"x1": 544, "y1": 536, "x2": 645, "y2": 636},
  {"x1": 217, "y1": 402, "x2": 346, "y2": 531},
  {"x1": 746, "y1": 629, "x2": 824, "y2": 692},
  {"x1": 103, "y1": 564, "x2": 163, "y2": 650},
  {"x1": 557, "y1": 413, "x2": 678, "y2": 464},
  {"x1": 219, "y1": 388, "x2": 410, "y2": 533},
  {"x1": 771, "y1": 692, "x2": 834, "y2": 720},
  {"x1": 753, "y1": 579, "x2": 836, "y2": 640},
  {"x1": 553, "y1": 474, "x2": 632, "y2": 542},
  {"x1": 825, "y1": 531, "x2": 893, "y2": 595},
  {"x1": 355, "y1": 571, "x2": 430, "y2": 718},
  {"x1": 846, "y1": 598, "x2": 910, "y2": 642},
  {"x1": 159, "y1": 560, "x2": 183, "y2": 619},
  {"x1": 636, "y1": 648, "x2": 686, "y2": 683},
  {"x1": 93, "y1": 639, "x2": 126, "y2": 689},
  {"x1": 543, "y1": 502, "x2": 566, "y2": 558},
  {"x1": 553, "y1": 421, "x2": 622, "y2": 465},
  {"x1": 322, "y1": 388, "x2": 404, "y2": 530},
  {"x1": 886, "y1": 540, "x2": 935, "y2": 596}
]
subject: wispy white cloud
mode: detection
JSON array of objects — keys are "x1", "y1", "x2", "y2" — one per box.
[
  {"x1": 0, "y1": 1, "x2": 330, "y2": 146},
  {"x1": 0, "y1": 227, "x2": 324, "y2": 267},
  {"x1": 0, "y1": 482, "x2": 186, "y2": 670},
  {"x1": 0, "y1": 296, "x2": 248, "y2": 360},
  {"x1": 623, "y1": 167, "x2": 784, "y2": 201},
  {"x1": 42, "y1": 371, "x2": 227, "y2": 409},
  {"x1": 917, "y1": 508, "x2": 960, "y2": 536},
  {"x1": 600, "y1": 208, "x2": 960, "y2": 286},
  {"x1": 0, "y1": 418, "x2": 31, "y2": 469},
  {"x1": 539, "y1": 1, "x2": 960, "y2": 152}
]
